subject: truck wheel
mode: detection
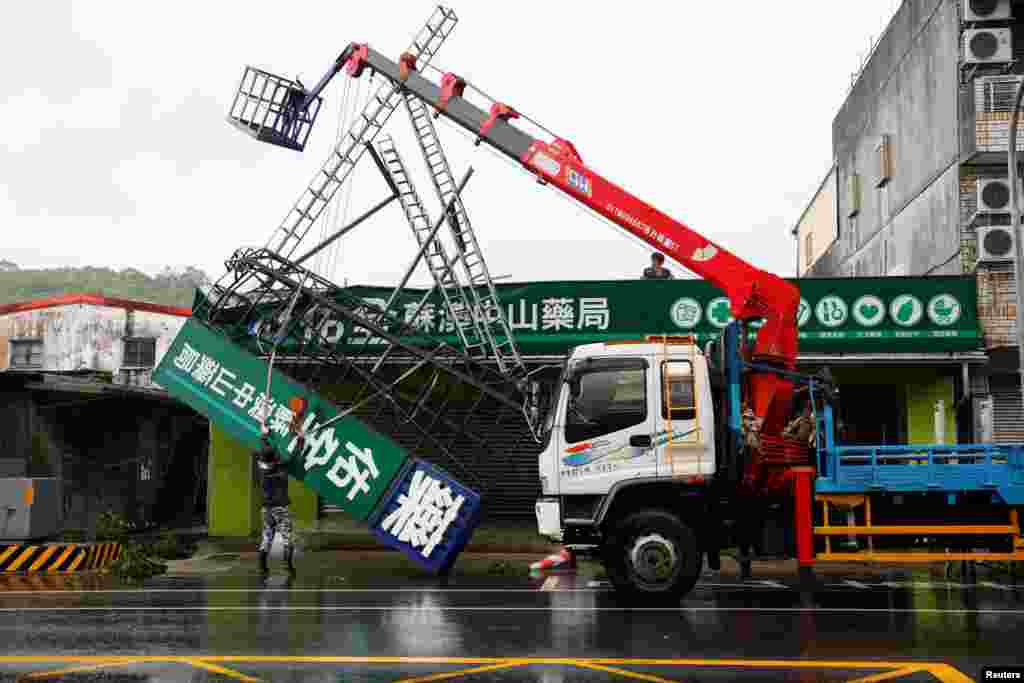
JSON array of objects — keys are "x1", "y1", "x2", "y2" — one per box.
[{"x1": 603, "y1": 509, "x2": 701, "y2": 604}]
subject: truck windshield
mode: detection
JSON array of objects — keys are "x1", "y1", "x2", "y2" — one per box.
[{"x1": 565, "y1": 358, "x2": 648, "y2": 443}]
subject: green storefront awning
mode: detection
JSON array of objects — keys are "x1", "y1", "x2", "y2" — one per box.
[{"x1": 196, "y1": 274, "x2": 982, "y2": 357}]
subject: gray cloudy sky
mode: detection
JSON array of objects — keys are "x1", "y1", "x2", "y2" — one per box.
[{"x1": 2, "y1": 1, "x2": 900, "y2": 286}]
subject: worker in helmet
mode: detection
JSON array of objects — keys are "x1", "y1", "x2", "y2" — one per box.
[
  {"x1": 783, "y1": 399, "x2": 817, "y2": 448},
  {"x1": 254, "y1": 427, "x2": 295, "y2": 575},
  {"x1": 642, "y1": 252, "x2": 673, "y2": 280}
]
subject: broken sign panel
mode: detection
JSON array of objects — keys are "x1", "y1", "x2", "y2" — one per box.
[{"x1": 369, "y1": 458, "x2": 482, "y2": 574}]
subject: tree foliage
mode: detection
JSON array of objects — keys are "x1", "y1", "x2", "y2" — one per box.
[{"x1": 0, "y1": 262, "x2": 210, "y2": 308}]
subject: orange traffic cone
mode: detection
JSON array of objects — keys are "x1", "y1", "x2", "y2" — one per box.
[{"x1": 530, "y1": 547, "x2": 576, "y2": 572}]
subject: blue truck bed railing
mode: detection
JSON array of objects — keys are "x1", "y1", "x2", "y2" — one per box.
[{"x1": 813, "y1": 405, "x2": 1024, "y2": 505}]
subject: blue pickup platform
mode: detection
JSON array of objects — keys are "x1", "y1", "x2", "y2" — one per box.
[{"x1": 815, "y1": 443, "x2": 1024, "y2": 505}]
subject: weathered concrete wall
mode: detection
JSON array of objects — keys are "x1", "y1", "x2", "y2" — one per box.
[
  {"x1": 47, "y1": 398, "x2": 206, "y2": 535},
  {"x1": 0, "y1": 304, "x2": 187, "y2": 385},
  {"x1": 0, "y1": 392, "x2": 36, "y2": 478},
  {"x1": 813, "y1": 0, "x2": 961, "y2": 277}
]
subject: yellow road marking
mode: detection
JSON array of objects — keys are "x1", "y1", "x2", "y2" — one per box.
[
  {"x1": 919, "y1": 664, "x2": 975, "y2": 683},
  {"x1": 0, "y1": 655, "x2": 975, "y2": 682},
  {"x1": 845, "y1": 667, "x2": 922, "y2": 683},
  {"x1": 7, "y1": 547, "x2": 37, "y2": 572},
  {"x1": 187, "y1": 659, "x2": 262, "y2": 682},
  {"x1": 395, "y1": 661, "x2": 527, "y2": 682},
  {"x1": 0, "y1": 656, "x2": 955, "y2": 667},
  {"x1": 0, "y1": 546, "x2": 19, "y2": 566},
  {"x1": 28, "y1": 547, "x2": 58, "y2": 573},
  {"x1": 18, "y1": 660, "x2": 128, "y2": 680},
  {"x1": 574, "y1": 661, "x2": 680, "y2": 682},
  {"x1": 48, "y1": 546, "x2": 75, "y2": 574}
]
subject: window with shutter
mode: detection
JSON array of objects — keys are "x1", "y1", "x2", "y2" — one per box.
[
  {"x1": 122, "y1": 338, "x2": 156, "y2": 368},
  {"x1": 9, "y1": 340, "x2": 43, "y2": 369}
]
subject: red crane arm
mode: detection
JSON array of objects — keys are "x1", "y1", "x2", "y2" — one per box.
[{"x1": 520, "y1": 138, "x2": 800, "y2": 369}]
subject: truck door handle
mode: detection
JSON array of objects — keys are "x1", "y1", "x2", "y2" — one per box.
[{"x1": 630, "y1": 434, "x2": 652, "y2": 448}]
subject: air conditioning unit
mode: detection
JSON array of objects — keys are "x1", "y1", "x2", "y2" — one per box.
[
  {"x1": 964, "y1": 0, "x2": 1012, "y2": 22},
  {"x1": 977, "y1": 225, "x2": 1017, "y2": 262},
  {"x1": 977, "y1": 177, "x2": 1017, "y2": 212},
  {"x1": 964, "y1": 28, "x2": 1013, "y2": 64}
]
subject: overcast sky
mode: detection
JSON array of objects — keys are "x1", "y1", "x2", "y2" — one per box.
[{"x1": 2, "y1": 1, "x2": 901, "y2": 286}]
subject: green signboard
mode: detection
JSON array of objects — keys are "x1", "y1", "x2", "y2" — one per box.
[
  {"x1": 196, "y1": 275, "x2": 982, "y2": 357},
  {"x1": 152, "y1": 319, "x2": 407, "y2": 521}
]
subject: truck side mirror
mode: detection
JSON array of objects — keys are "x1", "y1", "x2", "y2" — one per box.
[{"x1": 629, "y1": 434, "x2": 652, "y2": 448}]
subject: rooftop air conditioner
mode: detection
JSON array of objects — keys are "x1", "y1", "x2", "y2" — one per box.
[
  {"x1": 977, "y1": 225, "x2": 1017, "y2": 262},
  {"x1": 977, "y1": 177, "x2": 1018, "y2": 212},
  {"x1": 964, "y1": 27, "x2": 1013, "y2": 63},
  {"x1": 964, "y1": 0, "x2": 1012, "y2": 22}
]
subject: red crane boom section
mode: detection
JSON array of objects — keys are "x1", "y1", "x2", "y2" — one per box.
[{"x1": 521, "y1": 139, "x2": 800, "y2": 368}]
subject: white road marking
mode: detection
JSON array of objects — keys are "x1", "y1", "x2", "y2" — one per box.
[
  {"x1": 0, "y1": 606, "x2": 1023, "y2": 614},
  {"x1": 0, "y1": 581, "x2": 1015, "y2": 596},
  {"x1": 0, "y1": 588, "x2": 606, "y2": 595},
  {"x1": 982, "y1": 581, "x2": 1015, "y2": 591}
]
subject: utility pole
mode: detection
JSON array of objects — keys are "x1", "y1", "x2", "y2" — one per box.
[{"x1": 1006, "y1": 80, "x2": 1024, "y2": 413}]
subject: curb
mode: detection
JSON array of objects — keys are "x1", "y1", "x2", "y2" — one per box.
[
  {"x1": 0, "y1": 542, "x2": 123, "y2": 574},
  {"x1": 199, "y1": 541, "x2": 559, "y2": 555}
]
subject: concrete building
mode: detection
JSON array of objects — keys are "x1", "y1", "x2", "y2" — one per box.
[
  {"x1": 0, "y1": 293, "x2": 190, "y2": 386},
  {"x1": 794, "y1": 0, "x2": 1023, "y2": 442},
  {"x1": 0, "y1": 294, "x2": 208, "y2": 535}
]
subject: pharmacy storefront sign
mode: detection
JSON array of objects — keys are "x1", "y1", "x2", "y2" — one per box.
[{"x1": 195, "y1": 275, "x2": 982, "y2": 357}]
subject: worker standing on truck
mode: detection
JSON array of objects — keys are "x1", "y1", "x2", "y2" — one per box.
[
  {"x1": 642, "y1": 252, "x2": 673, "y2": 280},
  {"x1": 254, "y1": 427, "x2": 296, "y2": 576}
]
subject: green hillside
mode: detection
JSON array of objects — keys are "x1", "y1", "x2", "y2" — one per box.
[{"x1": 0, "y1": 263, "x2": 210, "y2": 309}]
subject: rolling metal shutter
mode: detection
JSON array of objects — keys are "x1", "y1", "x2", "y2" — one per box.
[
  {"x1": 318, "y1": 399, "x2": 541, "y2": 520},
  {"x1": 989, "y1": 374, "x2": 1024, "y2": 443}
]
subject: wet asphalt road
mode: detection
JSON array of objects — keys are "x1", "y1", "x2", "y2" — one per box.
[{"x1": 0, "y1": 558, "x2": 1022, "y2": 682}]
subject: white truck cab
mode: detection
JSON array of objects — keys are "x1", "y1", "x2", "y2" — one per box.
[{"x1": 535, "y1": 338, "x2": 717, "y2": 557}]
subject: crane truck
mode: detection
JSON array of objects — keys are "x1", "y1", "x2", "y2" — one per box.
[{"x1": 226, "y1": 14, "x2": 1024, "y2": 602}]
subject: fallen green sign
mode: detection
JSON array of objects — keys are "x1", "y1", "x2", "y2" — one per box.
[{"x1": 152, "y1": 318, "x2": 407, "y2": 521}]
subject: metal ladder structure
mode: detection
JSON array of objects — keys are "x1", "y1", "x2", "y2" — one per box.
[
  {"x1": 403, "y1": 92, "x2": 525, "y2": 377},
  {"x1": 374, "y1": 135, "x2": 493, "y2": 361},
  {"x1": 658, "y1": 336, "x2": 704, "y2": 477},
  {"x1": 266, "y1": 6, "x2": 458, "y2": 261}
]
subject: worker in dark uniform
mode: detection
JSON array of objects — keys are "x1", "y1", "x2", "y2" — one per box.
[
  {"x1": 254, "y1": 427, "x2": 295, "y2": 575},
  {"x1": 642, "y1": 252, "x2": 673, "y2": 279}
]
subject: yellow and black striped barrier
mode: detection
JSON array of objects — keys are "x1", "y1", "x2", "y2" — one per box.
[{"x1": 0, "y1": 542, "x2": 122, "y2": 574}]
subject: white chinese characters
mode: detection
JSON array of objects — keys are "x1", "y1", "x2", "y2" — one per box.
[
  {"x1": 380, "y1": 469, "x2": 465, "y2": 558},
  {"x1": 293, "y1": 412, "x2": 381, "y2": 502}
]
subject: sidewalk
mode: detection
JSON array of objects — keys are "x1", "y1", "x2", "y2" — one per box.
[{"x1": 190, "y1": 518, "x2": 559, "y2": 557}]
